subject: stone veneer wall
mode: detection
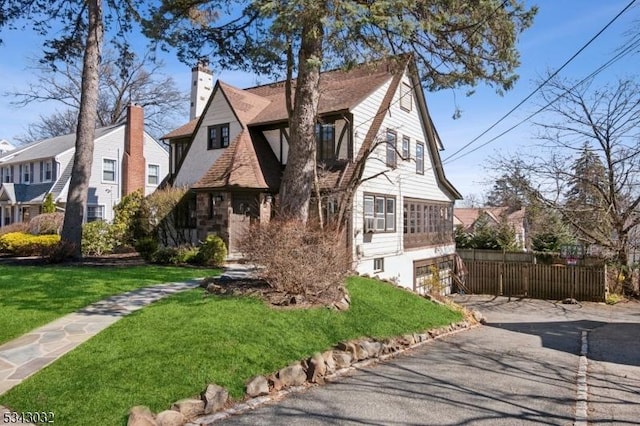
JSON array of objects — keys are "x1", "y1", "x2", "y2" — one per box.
[{"x1": 196, "y1": 192, "x2": 230, "y2": 245}]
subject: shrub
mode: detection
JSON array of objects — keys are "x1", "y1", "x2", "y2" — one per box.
[
  {"x1": 135, "y1": 237, "x2": 159, "y2": 261},
  {"x1": 42, "y1": 193, "x2": 56, "y2": 214},
  {"x1": 0, "y1": 222, "x2": 29, "y2": 236},
  {"x1": 28, "y1": 213, "x2": 64, "y2": 235},
  {"x1": 239, "y1": 220, "x2": 349, "y2": 305},
  {"x1": 113, "y1": 190, "x2": 150, "y2": 246},
  {"x1": 82, "y1": 220, "x2": 117, "y2": 256},
  {"x1": 0, "y1": 232, "x2": 60, "y2": 256},
  {"x1": 150, "y1": 247, "x2": 179, "y2": 265},
  {"x1": 150, "y1": 245, "x2": 200, "y2": 265},
  {"x1": 195, "y1": 235, "x2": 227, "y2": 266}
]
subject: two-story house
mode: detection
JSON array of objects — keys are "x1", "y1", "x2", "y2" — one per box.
[
  {"x1": 0, "y1": 104, "x2": 168, "y2": 226},
  {"x1": 162, "y1": 57, "x2": 461, "y2": 292}
]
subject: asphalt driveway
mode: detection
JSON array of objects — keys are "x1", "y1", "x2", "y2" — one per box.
[{"x1": 215, "y1": 296, "x2": 640, "y2": 426}]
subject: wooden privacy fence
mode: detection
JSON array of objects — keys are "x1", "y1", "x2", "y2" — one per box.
[{"x1": 461, "y1": 261, "x2": 606, "y2": 302}]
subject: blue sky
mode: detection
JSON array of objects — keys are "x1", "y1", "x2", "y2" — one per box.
[{"x1": 0, "y1": 1, "x2": 638, "y2": 199}]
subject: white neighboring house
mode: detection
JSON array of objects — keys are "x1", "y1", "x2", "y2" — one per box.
[
  {"x1": 0, "y1": 104, "x2": 168, "y2": 226},
  {"x1": 163, "y1": 56, "x2": 462, "y2": 293}
]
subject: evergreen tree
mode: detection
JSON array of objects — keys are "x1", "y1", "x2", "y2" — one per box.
[{"x1": 564, "y1": 143, "x2": 612, "y2": 247}]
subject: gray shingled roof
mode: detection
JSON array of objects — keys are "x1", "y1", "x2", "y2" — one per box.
[{"x1": 0, "y1": 124, "x2": 121, "y2": 164}]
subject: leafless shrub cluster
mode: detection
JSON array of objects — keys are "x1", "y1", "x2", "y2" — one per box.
[
  {"x1": 239, "y1": 220, "x2": 350, "y2": 305},
  {"x1": 28, "y1": 213, "x2": 64, "y2": 235}
]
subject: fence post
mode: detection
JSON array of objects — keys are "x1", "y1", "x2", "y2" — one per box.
[{"x1": 523, "y1": 264, "x2": 529, "y2": 297}]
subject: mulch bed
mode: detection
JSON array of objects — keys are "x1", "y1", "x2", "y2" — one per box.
[{"x1": 0, "y1": 252, "x2": 148, "y2": 267}]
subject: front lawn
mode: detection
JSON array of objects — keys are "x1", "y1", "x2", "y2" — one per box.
[
  {"x1": 0, "y1": 264, "x2": 220, "y2": 345},
  {"x1": 0, "y1": 276, "x2": 463, "y2": 425}
]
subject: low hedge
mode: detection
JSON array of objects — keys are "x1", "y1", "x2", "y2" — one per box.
[{"x1": 0, "y1": 232, "x2": 61, "y2": 256}]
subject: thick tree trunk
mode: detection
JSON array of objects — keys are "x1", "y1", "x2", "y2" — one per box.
[
  {"x1": 277, "y1": 17, "x2": 323, "y2": 223},
  {"x1": 60, "y1": 0, "x2": 103, "y2": 259}
]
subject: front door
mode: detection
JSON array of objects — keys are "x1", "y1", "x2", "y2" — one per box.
[{"x1": 228, "y1": 193, "x2": 259, "y2": 255}]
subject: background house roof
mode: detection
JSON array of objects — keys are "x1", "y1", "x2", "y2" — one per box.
[
  {"x1": 0, "y1": 124, "x2": 121, "y2": 164},
  {"x1": 454, "y1": 207, "x2": 526, "y2": 231}
]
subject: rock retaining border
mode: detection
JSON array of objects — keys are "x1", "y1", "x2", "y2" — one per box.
[{"x1": 127, "y1": 317, "x2": 479, "y2": 426}]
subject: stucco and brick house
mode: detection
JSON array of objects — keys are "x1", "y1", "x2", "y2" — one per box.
[
  {"x1": 163, "y1": 57, "x2": 462, "y2": 292},
  {"x1": 0, "y1": 104, "x2": 168, "y2": 226}
]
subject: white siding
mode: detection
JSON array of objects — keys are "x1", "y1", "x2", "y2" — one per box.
[
  {"x1": 264, "y1": 129, "x2": 289, "y2": 164},
  {"x1": 355, "y1": 244, "x2": 456, "y2": 289},
  {"x1": 174, "y1": 89, "x2": 242, "y2": 187},
  {"x1": 350, "y1": 70, "x2": 457, "y2": 290},
  {"x1": 89, "y1": 127, "x2": 125, "y2": 221},
  {"x1": 143, "y1": 135, "x2": 169, "y2": 195}
]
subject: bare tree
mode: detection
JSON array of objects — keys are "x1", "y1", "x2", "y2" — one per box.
[
  {"x1": 496, "y1": 76, "x2": 640, "y2": 294},
  {"x1": 10, "y1": 51, "x2": 186, "y2": 143}
]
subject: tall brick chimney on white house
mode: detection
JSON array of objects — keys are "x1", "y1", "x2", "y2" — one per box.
[
  {"x1": 190, "y1": 61, "x2": 213, "y2": 120},
  {"x1": 122, "y1": 103, "x2": 146, "y2": 197}
]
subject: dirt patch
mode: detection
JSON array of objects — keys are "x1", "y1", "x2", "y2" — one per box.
[{"x1": 201, "y1": 277, "x2": 345, "y2": 309}]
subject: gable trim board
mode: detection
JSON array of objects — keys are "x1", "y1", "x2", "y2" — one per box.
[{"x1": 166, "y1": 56, "x2": 461, "y2": 291}]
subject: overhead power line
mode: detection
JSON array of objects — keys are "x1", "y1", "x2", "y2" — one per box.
[
  {"x1": 442, "y1": 0, "x2": 638, "y2": 164},
  {"x1": 443, "y1": 35, "x2": 640, "y2": 164}
]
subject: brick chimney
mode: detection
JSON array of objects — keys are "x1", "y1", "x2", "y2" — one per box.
[{"x1": 122, "y1": 103, "x2": 146, "y2": 197}]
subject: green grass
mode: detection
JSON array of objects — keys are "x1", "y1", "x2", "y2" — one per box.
[
  {"x1": 0, "y1": 264, "x2": 220, "y2": 344},
  {"x1": 0, "y1": 277, "x2": 463, "y2": 425}
]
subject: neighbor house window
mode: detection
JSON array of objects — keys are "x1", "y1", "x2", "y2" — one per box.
[
  {"x1": 400, "y1": 82, "x2": 413, "y2": 111},
  {"x1": 21, "y1": 163, "x2": 31, "y2": 183},
  {"x1": 416, "y1": 142, "x2": 424, "y2": 174},
  {"x1": 402, "y1": 136, "x2": 410, "y2": 160},
  {"x1": 364, "y1": 194, "x2": 396, "y2": 233},
  {"x1": 103, "y1": 158, "x2": 117, "y2": 182},
  {"x1": 86, "y1": 205, "x2": 105, "y2": 222},
  {"x1": 147, "y1": 164, "x2": 160, "y2": 185},
  {"x1": 316, "y1": 123, "x2": 335, "y2": 162},
  {"x1": 41, "y1": 161, "x2": 53, "y2": 182},
  {"x1": 386, "y1": 130, "x2": 397, "y2": 168},
  {"x1": 207, "y1": 123, "x2": 230, "y2": 149}
]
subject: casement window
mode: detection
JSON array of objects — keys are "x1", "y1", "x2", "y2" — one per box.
[
  {"x1": 86, "y1": 205, "x2": 105, "y2": 222},
  {"x1": 364, "y1": 194, "x2": 396, "y2": 233},
  {"x1": 416, "y1": 142, "x2": 424, "y2": 174},
  {"x1": 103, "y1": 158, "x2": 117, "y2": 182},
  {"x1": 403, "y1": 199, "x2": 454, "y2": 248},
  {"x1": 316, "y1": 123, "x2": 335, "y2": 162},
  {"x1": 147, "y1": 164, "x2": 160, "y2": 185},
  {"x1": 402, "y1": 136, "x2": 410, "y2": 160},
  {"x1": 207, "y1": 123, "x2": 230, "y2": 149},
  {"x1": 400, "y1": 82, "x2": 413, "y2": 111},
  {"x1": 175, "y1": 192, "x2": 197, "y2": 229},
  {"x1": 386, "y1": 130, "x2": 397, "y2": 168}
]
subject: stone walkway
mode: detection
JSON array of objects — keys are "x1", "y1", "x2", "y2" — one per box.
[{"x1": 0, "y1": 280, "x2": 203, "y2": 397}]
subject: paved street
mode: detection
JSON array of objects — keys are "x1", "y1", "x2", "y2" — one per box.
[{"x1": 213, "y1": 296, "x2": 640, "y2": 426}]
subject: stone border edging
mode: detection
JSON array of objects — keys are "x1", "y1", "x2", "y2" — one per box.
[{"x1": 128, "y1": 315, "x2": 480, "y2": 426}]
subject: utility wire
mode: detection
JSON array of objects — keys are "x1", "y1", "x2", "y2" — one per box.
[
  {"x1": 442, "y1": 35, "x2": 640, "y2": 163},
  {"x1": 442, "y1": 0, "x2": 638, "y2": 164}
]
